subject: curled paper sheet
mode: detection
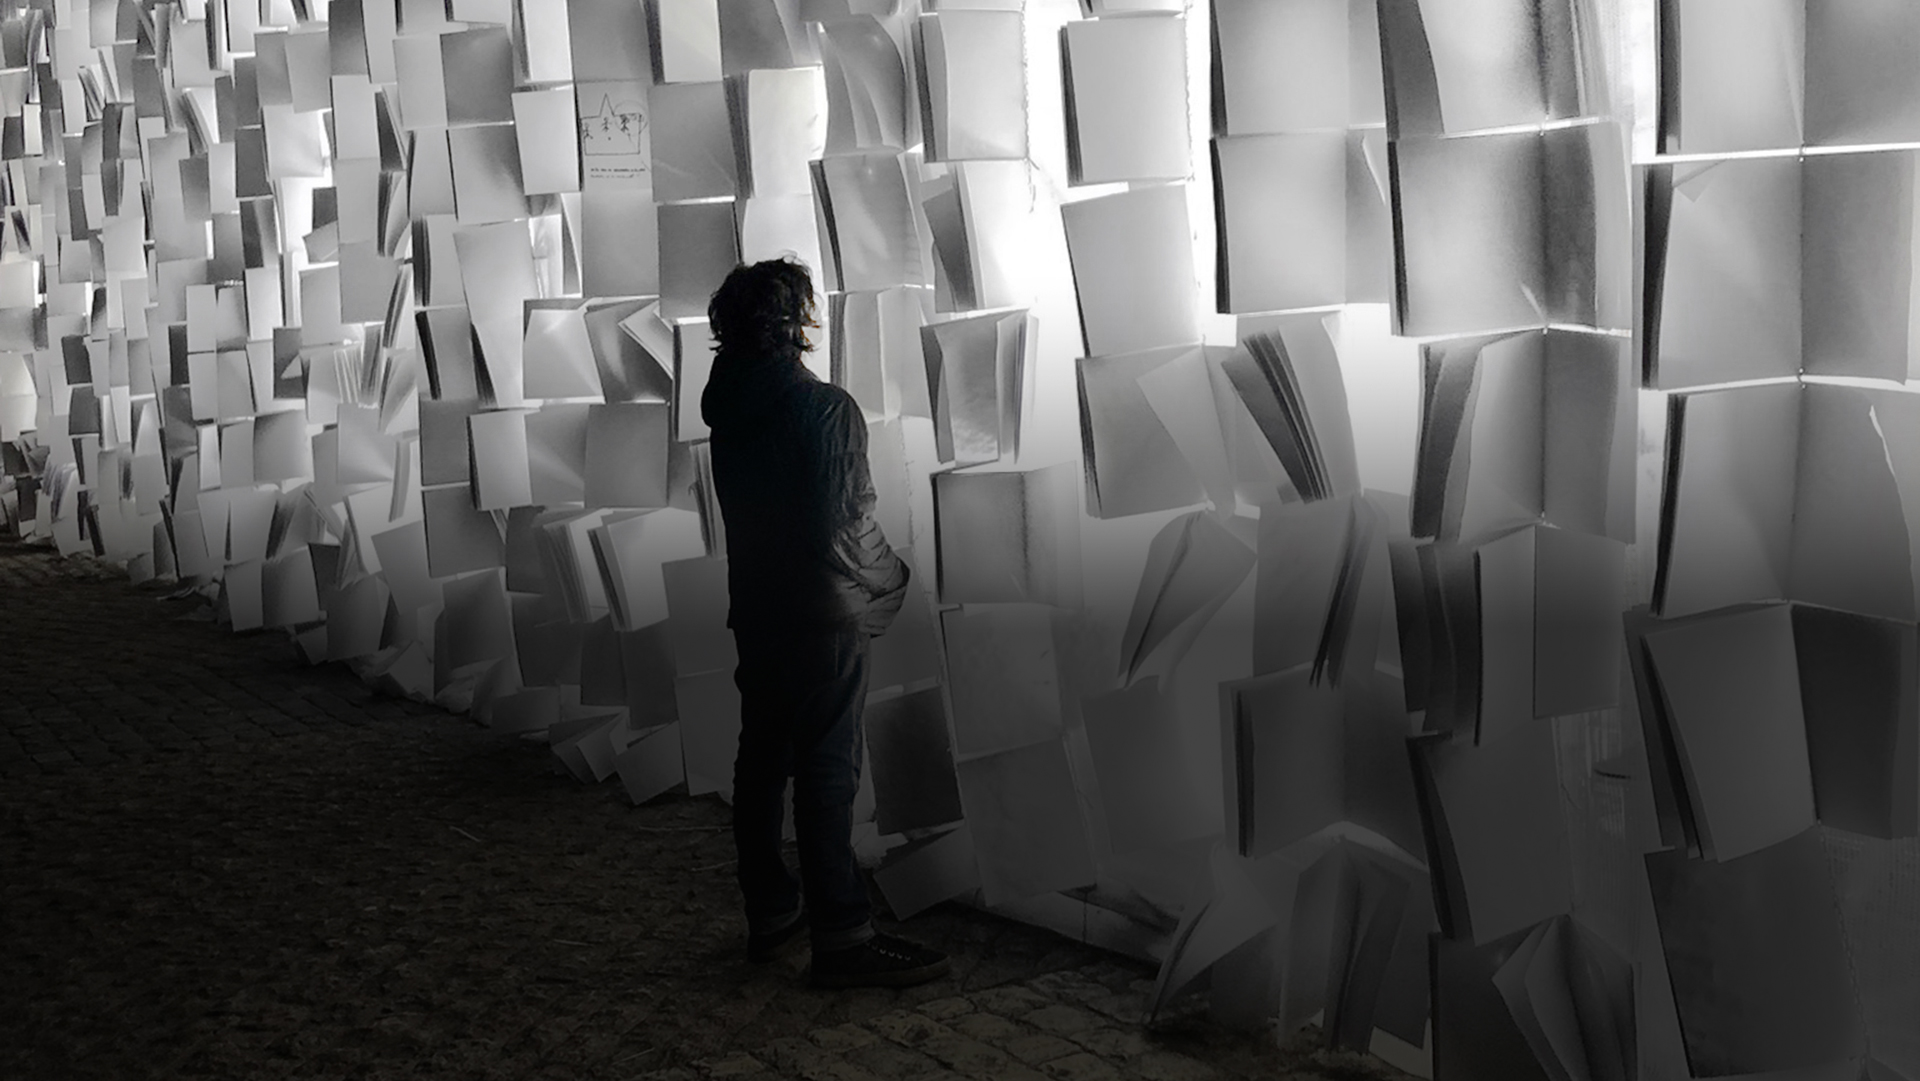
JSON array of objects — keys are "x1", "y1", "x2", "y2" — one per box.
[
  {"x1": 1078, "y1": 346, "x2": 1209, "y2": 520},
  {"x1": 1220, "y1": 317, "x2": 1359, "y2": 505},
  {"x1": 820, "y1": 13, "x2": 916, "y2": 153},
  {"x1": 1490, "y1": 915, "x2": 1637, "y2": 1081},
  {"x1": 1118, "y1": 510, "x2": 1255, "y2": 685},
  {"x1": 922, "y1": 308, "x2": 1033, "y2": 466}
]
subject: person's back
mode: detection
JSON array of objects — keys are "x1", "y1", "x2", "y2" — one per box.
[
  {"x1": 702, "y1": 353, "x2": 888, "y2": 634},
  {"x1": 698, "y1": 257, "x2": 947, "y2": 990}
]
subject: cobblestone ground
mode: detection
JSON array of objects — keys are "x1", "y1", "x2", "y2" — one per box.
[{"x1": 0, "y1": 542, "x2": 1411, "y2": 1081}]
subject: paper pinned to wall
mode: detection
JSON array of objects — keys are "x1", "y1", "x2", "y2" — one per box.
[
  {"x1": 933, "y1": 462, "x2": 1080, "y2": 607},
  {"x1": 1658, "y1": 381, "x2": 1920, "y2": 621},
  {"x1": 1792, "y1": 604, "x2": 1920, "y2": 840},
  {"x1": 1212, "y1": 132, "x2": 1350, "y2": 313},
  {"x1": 1639, "y1": 603, "x2": 1817, "y2": 862},
  {"x1": 1411, "y1": 722, "x2": 1572, "y2": 946},
  {"x1": 1375, "y1": 0, "x2": 1591, "y2": 138},
  {"x1": 812, "y1": 150, "x2": 924, "y2": 292},
  {"x1": 651, "y1": 0, "x2": 723, "y2": 83},
  {"x1": 865, "y1": 683, "x2": 966, "y2": 835},
  {"x1": 1391, "y1": 124, "x2": 1627, "y2": 336},
  {"x1": 915, "y1": 9, "x2": 1027, "y2": 162},
  {"x1": 922, "y1": 308, "x2": 1032, "y2": 466},
  {"x1": 1211, "y1": 0, "x2": 1349, "y2": 135},
  {"x1": 1647, "y1": 152, "x2": 1920, "y2": 389},
  {"x1": 658, "y1": 199, "x2": 741, "y2": 320},
  {"x1": 1061, "y1": 183, "x2": 1200, "y2": 359},
  {"x1": 820, "y1": 13, "x2": 915, "y2": 153},
  {"x1": 728, "y1": 66, "x2": 826, "y2": 199},
  {"x1": 649, "y1": 81, "x2": 739, "y2": 202},
  {"x1": 1644, "y1": 830, "x2": 1866, "y2": 1077},
  {"x1": 1082, "y1": 680, "x2": 1218, "y2": 854},
  {"x1": 942, "y1": 603, "x2": 1072, "y2": 758},
  {"x1": 1060, "y1": 14, "x2": 1189, "y2": 185}
]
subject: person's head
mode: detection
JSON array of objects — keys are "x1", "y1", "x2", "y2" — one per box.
[{"x1": 707, "y1": 257, "x2": 819, "y2": 359}]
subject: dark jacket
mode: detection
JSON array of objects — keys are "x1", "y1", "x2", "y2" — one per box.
[{"x1": 700, "y1": 346, "x2": 910, "y2": 635}]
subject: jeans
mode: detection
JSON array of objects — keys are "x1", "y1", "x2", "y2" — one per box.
[{"x1": 730, "y1": 624, "x2": 875, "y2": 953}]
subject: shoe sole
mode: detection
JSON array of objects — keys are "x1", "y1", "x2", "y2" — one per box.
[{"x1": 808, "y1": 957, "x2": 951, "y2": 990}]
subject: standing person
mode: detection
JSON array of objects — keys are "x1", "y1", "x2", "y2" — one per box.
[{"x1": 699, "y1": 257, "x2": 951, "y2": 989}]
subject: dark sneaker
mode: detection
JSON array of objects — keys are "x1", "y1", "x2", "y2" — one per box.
[
  {"x1": 809, "y1": 933, "x2": 951, "y2": 989},
  {"x1": 747, "y1": 911, "x2": 807, "y2": 964}
]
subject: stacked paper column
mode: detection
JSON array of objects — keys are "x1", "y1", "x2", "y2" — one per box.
[
  {"x1": 1367, "y1": 0, "x2": 1645, "y2": 1077},
  {"x1": 1629, "y1": 0, "x2": 1920, "y2": 1076}
]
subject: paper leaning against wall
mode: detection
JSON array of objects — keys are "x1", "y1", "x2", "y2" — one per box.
[
  {"x1": 865, "y1": 683, "x2": 966, "y2": 836},
  {"x1": 955, "y1": 737, "x2": 1097, "y2": 907}
]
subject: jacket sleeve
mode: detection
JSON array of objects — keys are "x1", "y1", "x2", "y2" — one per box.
[{"x1": 817, "y1": 392, "x2": 912, "y2": 634}]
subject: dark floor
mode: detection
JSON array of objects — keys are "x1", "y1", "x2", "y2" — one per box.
[{"x1": 0, "y1": 542, "x2": 1409, "y2": 1081}]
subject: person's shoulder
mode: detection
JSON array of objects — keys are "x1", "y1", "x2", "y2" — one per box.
[{"x1": 789, "y1": 377, "x2": 859, "y2": 423}]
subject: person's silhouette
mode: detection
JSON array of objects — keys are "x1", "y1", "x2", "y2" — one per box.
[{"x1": 699, "y1": 257, "x2": 949, "y2": 988}]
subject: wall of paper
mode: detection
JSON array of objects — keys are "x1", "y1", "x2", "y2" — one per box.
[{"x1": 2, "y1": 0, "x2": 1915, "y2": 1077}]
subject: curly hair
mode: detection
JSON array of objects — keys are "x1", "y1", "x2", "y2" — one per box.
[{"x1": 707, "y1": 257, "x2": 819, "y2": 358}]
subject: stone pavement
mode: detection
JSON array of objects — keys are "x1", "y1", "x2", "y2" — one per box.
[{"x1": 0, "y1": 542, "x2": 1410, "y2": 1081}]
